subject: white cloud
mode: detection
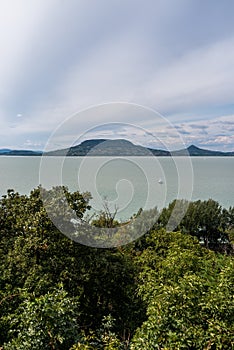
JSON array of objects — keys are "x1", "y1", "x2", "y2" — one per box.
[
  {"x1": 23, "y1": 35, "x2": 234, "y2": 143},
  {"x1": 170, "y1": 114, "x2": 234, "y2": 151},
  {"x1": 144, "y1": 37, "x2": 234, "y2": 112},
  {"x1": 0, "y1": 1, "x2": 56, "y2": 101}
]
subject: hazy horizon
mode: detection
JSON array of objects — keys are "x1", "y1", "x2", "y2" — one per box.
[{"x1": 1, "y1": 138, "x2": 233, "y2": 154}]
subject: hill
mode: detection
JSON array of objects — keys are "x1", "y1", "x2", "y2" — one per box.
[
  {"x1": 0, "y1": 149, "x2": 42, "y2": 156},
  {"x1": 171, "y1": 144, "x2": 234, "y2": 156},
  {"x1": 1, "y1": 140, "x2": 234, "y2": 156},
  {"x1": 45, "y1": 139, "x2": 169, "y2": 156},
  {"x1": 44, "y1": 139, "x2": 234, "y2": 157}
]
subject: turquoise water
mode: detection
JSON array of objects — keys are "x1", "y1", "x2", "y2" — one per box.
[{"x1": 0, "y1": 156, "x2": 233, "y2": 219}]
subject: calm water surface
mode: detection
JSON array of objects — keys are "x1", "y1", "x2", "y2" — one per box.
[{"x1": 0, "y1": 156, "x2": 233, "y2": 219}]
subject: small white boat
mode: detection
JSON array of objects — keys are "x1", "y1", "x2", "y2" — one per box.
[{"x1": 158, "y1": 178, "x2": 163, "y2": 184}]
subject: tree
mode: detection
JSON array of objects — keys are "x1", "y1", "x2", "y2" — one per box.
[
  {"x1": 3, "y1": 285, "x2": 81, "y2": 350},
  {"x1": 0, "y1": 186, "x2": 144, "y2": 347},
  {"x1": 70, "y1": 315, "x2": 126, "y2": 349},
  {"x1": 1, "y1": 187, "x2": 233, "y2": 349},
  {"x1": 131, "y1": 229, "x2": 234, "y2": 349},
  {"x1": 159, "y1": 199, "x2": 232, "y2": 252},
  {"x1": 180, "y1": 199, "x2": 229, "y2": 249}
]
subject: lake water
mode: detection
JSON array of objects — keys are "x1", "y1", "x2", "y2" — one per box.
[{"x1": 0, "y1": 156, "x2": 233, "y2": 220}]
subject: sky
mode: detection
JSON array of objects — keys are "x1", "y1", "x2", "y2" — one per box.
[{"x1": 1, "y1": 0, "x2": 234, "y2": 151}]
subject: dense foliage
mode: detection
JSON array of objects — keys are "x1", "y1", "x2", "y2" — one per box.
[{"x1": 0, "y1": 187, "x2": 233, "y2": 349}]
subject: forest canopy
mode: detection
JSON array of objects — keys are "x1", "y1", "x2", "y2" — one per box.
[{"x1": 0, "y1": 187, "x2": 233, "y2": 349}]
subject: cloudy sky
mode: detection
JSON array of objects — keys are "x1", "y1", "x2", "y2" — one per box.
[{"x1": 1, "y1": 0, "x2": 234, "y2": 151}]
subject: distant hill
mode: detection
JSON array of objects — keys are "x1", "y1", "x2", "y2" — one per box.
[
  {"x1": 0, "y1": 148, "x2": 11, "y2": 154},
  {"x1": 0, "y1": 140, "x2": 233, "y2": 156},
  {"x1": 0, "y1": 149, "x2": 42, "y2": 156},
  {"x1": 44, "y1": 139, "x2": 234, "y2": 157},
  {"x1": 171, "y1": 144, "x2": 234, "y2": 156},
  {"x1": 45, "y1": 139, "x2": 169, "y2": 156}
]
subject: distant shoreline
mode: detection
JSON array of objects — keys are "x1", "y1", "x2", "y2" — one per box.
[{"x1": 1, "y1": 139, "x2": 234, "y2": 157}]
